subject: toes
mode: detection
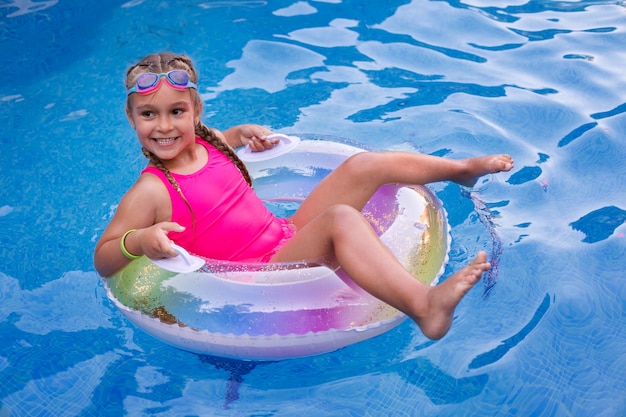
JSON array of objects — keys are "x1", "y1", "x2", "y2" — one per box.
[
  {"x1": 473, "y1": 251, "x2": 488, "y2": 264},
  {"x1": 501, "y1": 155, "x2": 514, "y2": 170},
  {"x1": 491, "y1": 155, "x2": 514, "y2": 173}
]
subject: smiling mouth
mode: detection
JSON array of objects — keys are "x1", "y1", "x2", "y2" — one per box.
[{"x1": 153, "y1": 137, "x2": 177, "y2": 145}]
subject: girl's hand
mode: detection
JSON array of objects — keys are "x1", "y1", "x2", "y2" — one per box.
[
  {"x1": 136, "y1": 222, "x2": 185, "y2": 259},
  {"x1": 238, "y1": 124, "x2": 279, "y2": 152}
]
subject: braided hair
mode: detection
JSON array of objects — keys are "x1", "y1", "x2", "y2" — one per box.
[{"x1": 125, "y1": 52, "x2": 254, "y2": 224}]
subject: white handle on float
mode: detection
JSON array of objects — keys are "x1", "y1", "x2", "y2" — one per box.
[
  {"x1": 148, "y1": 243, "x2": 206, "y2": 274},
  {"x1": 237, "y1": 133, "x2": 301, "y2": 162}
]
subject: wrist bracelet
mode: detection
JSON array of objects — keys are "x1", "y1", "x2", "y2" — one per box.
[{"x1": 120, "y1": 229, "x2": 141, "y2": 260}]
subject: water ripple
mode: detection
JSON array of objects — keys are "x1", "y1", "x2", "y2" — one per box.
[
  {"x1": 591, "y1": 102, "x2": 626, "y2": 120},
  {"x1": 506, "y1": 166, "x2": 542, "y2": 185},
  {"x1": 0, "y1": 0, "x2": 58, "y2": 18},
  {"x1": 468, "y1": 294, "x2": 551, "y2": 370},
  {"x1": 557, "y1": 121, "x2": 597, "y2": 147},
  {"x1": 569, "y1": 206, "x2": 626, "y2": 243}
]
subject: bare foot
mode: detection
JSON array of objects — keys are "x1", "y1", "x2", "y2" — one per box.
[
  {"x1": 454, "y1": 154, "x2": 514, "y2": 187},
  {"x1": 413, "y1": 251, "x2": 490, "y2": 340}
]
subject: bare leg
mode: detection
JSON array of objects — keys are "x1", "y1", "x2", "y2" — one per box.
[
  {"x1": 291, "y1": 151, "x2": 513, "y2": 228},
  {"x1": 275, "y1": 150, "x2": 511, "y2": 338},
  {"x1": 271, "y1": 205, "x2": 489, "y2": 340}
]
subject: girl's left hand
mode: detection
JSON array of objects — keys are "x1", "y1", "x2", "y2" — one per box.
[{"x1": 239, "y1": 124, "x2": 279, "y2": 152}]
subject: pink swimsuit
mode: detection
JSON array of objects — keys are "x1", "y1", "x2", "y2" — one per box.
[{"x1": 142, "y1": 138, "x2": 295, "y2": 262}]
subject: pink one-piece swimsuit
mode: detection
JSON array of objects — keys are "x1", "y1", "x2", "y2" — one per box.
[{"x1": 141, "y1": 138, "x2": 295, "y2": 262}]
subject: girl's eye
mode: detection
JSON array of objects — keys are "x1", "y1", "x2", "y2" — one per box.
[
  {"x1": 172, "y1": 108, "x2": 184, "y2": 115},
  {"x1": 141, "y1": 111, "x2": 154, "y2": 118}
]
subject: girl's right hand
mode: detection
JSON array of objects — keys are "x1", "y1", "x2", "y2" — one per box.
[{"x1": 137, "y1": 222, "x2": 186, "y2": 259}]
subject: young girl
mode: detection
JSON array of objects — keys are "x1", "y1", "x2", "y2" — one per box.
[{"x1": 94, "y1": 52, "x2": 514, "y2": 340}]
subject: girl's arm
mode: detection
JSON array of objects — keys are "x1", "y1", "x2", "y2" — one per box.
[
  {"x1": 93, "y1": 175, "x2": 182, "y2": 277},
  {"x1": 220, "y1": 124, "x2": 278, "y2": 151}
]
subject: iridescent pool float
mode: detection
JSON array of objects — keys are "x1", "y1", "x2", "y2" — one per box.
[{"x1": 103, "y1": 135, "x2": 450, "y2": 360}]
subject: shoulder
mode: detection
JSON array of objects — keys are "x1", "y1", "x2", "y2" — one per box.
[
  {"x1": 136, "y1": 170, "x2": 170, "y2": 195},
  {"x1": 103, "y1": 173, "x2": 169, "y2": 232},
  {"x1": 116, "y1": 173, "x2": 171, "y2": 223},
  {"x1": 122, "y1": 172, "x2": 169, "y2": 206}
]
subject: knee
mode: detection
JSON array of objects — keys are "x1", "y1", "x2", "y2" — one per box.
[
  {"x1": 324, "y1": 204, "x2": 366, "y2": 227},
  {"x1": 341, "y1": 152, "x2": 385, "y2": 178}
]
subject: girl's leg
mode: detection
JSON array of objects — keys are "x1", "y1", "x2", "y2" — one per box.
[
  {"x1": 271, "y1": 204, "x2": 490, "y2": 339},
  {"x1": 291, "y1": 151, "x2": 513, "y2": 229}
]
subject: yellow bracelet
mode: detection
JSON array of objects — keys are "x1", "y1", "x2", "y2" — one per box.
[{"x1": 120, "y1": 229, "x2": 141, "y2": 260}]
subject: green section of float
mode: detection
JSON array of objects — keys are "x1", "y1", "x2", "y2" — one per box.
[
  {"x1": 408, "y1": 188, "x2": 449, "y2": 285},
  {"x1": 108, "y1": 257, "x2": 175, "y2": 316}
]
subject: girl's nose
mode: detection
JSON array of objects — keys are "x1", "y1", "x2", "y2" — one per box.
[{"x1": 157, "y1": 115, "x2": 172, "y2": 131}]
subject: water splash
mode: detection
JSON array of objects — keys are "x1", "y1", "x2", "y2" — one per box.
[{"x1": 463, "y1": 190, "x2": 503, "y2": 298}]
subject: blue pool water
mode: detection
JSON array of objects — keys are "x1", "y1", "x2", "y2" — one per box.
[{"x1": 1, "y1": 0, "x2": 625, "y2": 415}]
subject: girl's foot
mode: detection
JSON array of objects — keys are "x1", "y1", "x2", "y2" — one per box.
[
  {"x1": 454, "y1": 155, "x2": 514, "y2": 187},
  {"x1": 415, "y1": 251, "x2": 490, "y2": 340}
]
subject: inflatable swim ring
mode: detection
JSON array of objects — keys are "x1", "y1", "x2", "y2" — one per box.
[{"x1": 103, "y1": 135, "x2": 451, "y2": 360}]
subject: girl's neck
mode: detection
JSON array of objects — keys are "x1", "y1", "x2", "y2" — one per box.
[{"x1": 161, "y1": 140, "x2": 208, "y2": 175}]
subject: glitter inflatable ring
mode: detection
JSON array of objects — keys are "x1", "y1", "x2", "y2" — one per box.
[{"x1": 103, "y1": 135, "x2": 451, "y2": 360}]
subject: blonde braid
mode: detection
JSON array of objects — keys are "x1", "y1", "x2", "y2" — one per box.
[
  {"x1": 141, "y1": 147, "x2": 195, "y2": 228},
  {"x1": 194, "y1": 122, "x2": 254, "y2": 187}
]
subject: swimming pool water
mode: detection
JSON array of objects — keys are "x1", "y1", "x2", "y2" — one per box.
[{"x1": 1, "y1": 1, "x2": 625, "y2": 416}]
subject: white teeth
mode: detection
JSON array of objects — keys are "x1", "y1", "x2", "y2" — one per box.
[{"x1": 154, "y1": 137, "x2": 176, "y2": 145}]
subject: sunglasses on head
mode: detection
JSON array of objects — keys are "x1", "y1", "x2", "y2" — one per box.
[{"x1": 127, "y1": 70, "x2": 197, "y2": 96}]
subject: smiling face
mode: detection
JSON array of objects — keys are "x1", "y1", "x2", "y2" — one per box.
[
  {"x1": 126, "y1": 83, "x2": 201, "y2": 162},
  {"x1": 124, "y1": 53, "x2": 204, "y2": 166}
]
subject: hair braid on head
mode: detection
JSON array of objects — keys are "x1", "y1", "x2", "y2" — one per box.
[
  {"x1": 126, "y1": 52, "x2": 200, "y2": 111},
  {"x1": 194, "y1": 122, "x2": 254, "y2": 187}
]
